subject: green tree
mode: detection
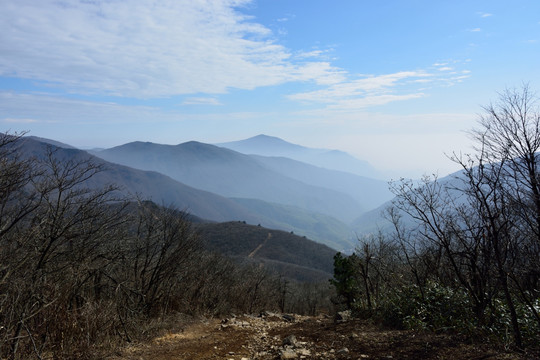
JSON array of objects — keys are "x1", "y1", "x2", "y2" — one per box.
[{"x1": 330, "y1": 252, "x2": 361, "y2": 309}]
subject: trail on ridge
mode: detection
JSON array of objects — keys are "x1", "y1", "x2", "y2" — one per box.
[{"x1": 110, "y1": 313, "x2": 526, "y2": 360}]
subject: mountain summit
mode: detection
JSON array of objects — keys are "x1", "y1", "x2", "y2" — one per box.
[
  {"x1": 92, "y1": 140, "x2": 365, "y2": 224},
  {"x1": 218, "y1": 134, "x2": 306, "y2": 154},
  {"x1": 217, "y1": 134, "x2": 385, "y2": 179}
]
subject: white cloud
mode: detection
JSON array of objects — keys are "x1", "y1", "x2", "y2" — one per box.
[
  {"x1": 469, "y1": 28, "x2": 482, "y2": 32},
  {"x1": 479, "y1": 12, "x2": 493, "y2": 18},
  {"x1": 288, "y1": 71, "x2": 431, "y2": 108},
  {"x1": 0, "y1": 91, "x2": 171, "y2": 124},
  {"x1": 289, "y1": 62, "x2": 346, "y2": 85},
  {"x1": 296, "y1": 50, "x2": 325, "y2": 59},
  {"x1": 3, "y1": 118, "x2": 41, "y2": 124},
  {"x1": 0, "y1": 0, "x2": 342, "y2": 98},
  {"x1": 181, "y1": 97, "x2": 223, "y2": 106},
  {"x1": 327, "y1": 93, "x2": 425, "y2": 110}
]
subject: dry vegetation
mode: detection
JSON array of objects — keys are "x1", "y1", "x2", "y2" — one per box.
[
  {"x1": 330, "y1": 86, "x2": 540, "y2": 353},
  {"x1": 0, "y1": 133, "x2": 333, "y2": 359},
  {"x1": 1, "y1": 86, "x2": 539, "y2": 359}
]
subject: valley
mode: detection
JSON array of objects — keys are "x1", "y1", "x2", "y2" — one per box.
[{"x1": 88, "y1": 134, "x2": 394, "y2": 251}]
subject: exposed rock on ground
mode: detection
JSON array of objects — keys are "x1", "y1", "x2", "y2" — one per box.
[{"x1": 110, "y1": 312, "x2": 530, "y2": 359}]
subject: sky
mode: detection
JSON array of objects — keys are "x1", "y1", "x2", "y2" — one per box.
[{"x1": 1, "y1": 0, "x2": 539, "y2": 178}]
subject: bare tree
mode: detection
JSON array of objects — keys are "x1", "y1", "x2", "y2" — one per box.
[
  {"x1": 386, "y1": 85, "x2": 540, "y2": 348},
  {"x1": 125, "y1": 201, "x2": 200, "y2": 315},
  {"x1": 0, "y1": 139, "x2": 129, "y2": 358}
]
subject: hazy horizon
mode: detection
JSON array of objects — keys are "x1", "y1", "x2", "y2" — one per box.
[{"x1": 1, "y1": 0, "x2": 539, "y2": 178}]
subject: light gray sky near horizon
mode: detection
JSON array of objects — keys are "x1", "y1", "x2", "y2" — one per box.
[{"x1": 1, "y1": 0, "x2": 539, "y2": 178}]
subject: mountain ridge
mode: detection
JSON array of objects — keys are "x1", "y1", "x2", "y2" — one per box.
[
  {"x1": 92, "y1": 140, "x2": 366, "y2": 223},
  {"x1": 217, "y1": 134, "x2": 385, "y2": 179},
  {"x1": 18, "y1": 135, "x2": 355, "y2": 250}
]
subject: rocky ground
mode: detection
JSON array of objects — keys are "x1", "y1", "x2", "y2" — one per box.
[{"x1": 110, "y1": 312, "x2": 533, "y2": 360}]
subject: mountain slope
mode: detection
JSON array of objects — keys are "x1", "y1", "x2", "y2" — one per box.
[
  {"x1": 16, "y1": 137, "x2": 266, "y2": 223},
  {"x1": 230, "y1": 198, "x2": 355, "y2": 251},
  {"x1": 251, "y1": 154, "x2": 393, "y2": 212},
  {"x1": 92, "y1": 141, "x2": 364, "y2": 223},
  {"x1": 351, "y1": 171, "x2": 469, "y2": 236},
  {"x1": 17, "y1": 136, "x2": 354, "y2": 250},
  {"x1": 196, "y1": 221, "x2": 337, "y2": 282},
  {"x1": 217, "y1": 134, "x2": 385, "y2": 179}
]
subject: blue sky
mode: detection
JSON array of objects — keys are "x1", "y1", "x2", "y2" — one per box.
[{"x1": 1, "y1": 0, "x2": 539, "y2": 178}]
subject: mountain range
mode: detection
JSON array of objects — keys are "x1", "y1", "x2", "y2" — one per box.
[
  {"x1": 91, "y1": 141, "x2": 366, "y2": 223},
  {"x1": 15, "y1": 134, "x2": 396, "y2": 251},
  {"x1": 217, "y1": 134, "x2": 386, "y2": 179}
]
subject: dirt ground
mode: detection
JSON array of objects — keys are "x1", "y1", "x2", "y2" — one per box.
[{"x1": 109, "y1": 313, "x2": 535, "y2": 360}]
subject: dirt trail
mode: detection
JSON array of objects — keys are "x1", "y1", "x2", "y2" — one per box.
[
  {"x1": 248, "y1": 233, "x2": 272, "y2": 259},
  {"x1": 110, "y1": 313, "x2": 527, "y2": 360}
]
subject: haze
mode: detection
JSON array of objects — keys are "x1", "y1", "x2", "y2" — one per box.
[{"x1": 1, "y1": 0, "x2": 539, "y2": 178}]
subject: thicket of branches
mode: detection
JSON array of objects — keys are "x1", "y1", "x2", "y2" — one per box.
[
  {"x1": 331, "y1": 85, "x2": 540, "y2": 351},
  {"x1": 0, "y1": 134, "x2": 334, "y2": 359}
]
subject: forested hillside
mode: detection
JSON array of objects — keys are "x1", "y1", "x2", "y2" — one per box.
[
  {"x1": 197, "y1": 221, "x2": 336, "y2": 282},
  {"x1": 0, "y1": 133, "x2": 335, "y2": 359}
]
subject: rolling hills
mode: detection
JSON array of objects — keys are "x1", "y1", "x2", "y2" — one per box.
[
  {"x1": 16, "y1": 135, "x2": 359, "y2": 250},
  {"x1": 91, "y1": 141, "x2": 366, "y2": 223},
  {"x1": 12, "y1": 135, "x2": 343, "y2": 281}
]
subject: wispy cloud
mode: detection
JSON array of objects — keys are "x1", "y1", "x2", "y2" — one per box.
[
  {"x1": 3, "y1": 118, "x2": 41, "y2": 124},
  {"x1": 0, "y1": 0, "x2": 342, "y2": 98},
  {"x1": 0, "y1": 1, "x2": 474, "y2": 121},
  {"x1": 296, "y1": 50, "x2": 326, "y2": 59},
  {"x1": 0, "y1": 91, "x2": 171, "y2": 124},
  {"x1": 469, "y1": 28, "x2": 482, "y2": 32},
  {"x1": 327, "y1": 93, "x2": 425, "y2": 110},
  {"x1": 288, "y1": 71, "x2": 431, "y2": 109},
  {"x1": 277, "y1": 14, "x2": 295, "y2": 22},
  {"x1": 181, "y1": 97, "x2": 223, "y2": 106},
  {"x1": 478, "y1": 12, "x2": 493, "y2": 18}
]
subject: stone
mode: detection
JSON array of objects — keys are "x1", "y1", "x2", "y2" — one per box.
[
  {"x1": 282, "y1": 335, "x2": 297, "y2": 347},
  {"x1": 282, "y1": 314, "x2": 296, "y2": 322},
  {"x1": 337, "y1": 347, "x2": 349, "y2": 355},
  {"x1": 335, "y1": 310, "x2": 352, "y2": 323},
  {"x1": 280, "y1": 349, "x2": 298, "y2": 359}
]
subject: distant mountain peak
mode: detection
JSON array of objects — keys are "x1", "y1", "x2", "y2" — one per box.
[
  {"x1": 250, "y1": 134, "x2": 286, "y2": 141},
  {"x1": 177, "y1": 140, "x2": 208, "y2": 147},
  {"x1": 218, "y1": 135, "x2": 385, "y2": 179},
  {"x1": 241, "y1": 134, "x2": 298, "y2": 146},
  {"x1": 217, "y1": 134, "x2": 305, "y2": 154}
]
